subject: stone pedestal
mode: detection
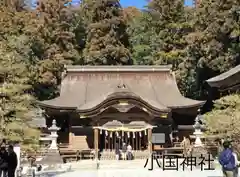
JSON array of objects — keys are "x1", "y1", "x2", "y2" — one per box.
[
  {"x1": 193, "y1": 130, "x2": 203, "y2": 147},
  {"x1": 49, "y1": 135, "x2": 58, "y2": 150},
  {"x1": 38, "y1": 149, "x2": 63, "y2": 166}
]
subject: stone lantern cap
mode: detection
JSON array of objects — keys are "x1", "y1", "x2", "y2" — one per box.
[
  {"x1": 193, "y1": 109, "x2": 205, "y2": 130},
  {"x1": 48, "y1": 120, "x2": 60, "y2": 131},
  {"x1": 193, "y1": 120, "x2": 201, "y2": 129}
]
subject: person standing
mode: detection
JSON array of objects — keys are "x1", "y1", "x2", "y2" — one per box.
[
  {"x1": 181, "y1": 136, "x2": 191, "y2": 156},
  {"x1": 121, "y1": 142, "x2": 127, "y2": 160},
  {"x1": 115, "y1": 140, "x2": 120, "y2": 160},
  {"x1": 127, "y1": 143, "x2": 133, "y2": 160},
  {"x1": 219, "y1": 141, "x2": 235, "y2": 177},
  {"x1": 0, "y1": 147, "x2": 8, "y2": 177},
  {"x1": 7, "y1": 145, "x2": 18, "y2": 177},
  {"x1": 231, "y1": 146, "x2": 239, "y2": 177},
  {"x1": 0, "y1": 140, "x2": 6, "y2": 148}
]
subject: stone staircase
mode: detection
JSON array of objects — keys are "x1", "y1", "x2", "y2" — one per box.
[{"x1": 99, "y1": 150, "x2": 149, "y2": 160}]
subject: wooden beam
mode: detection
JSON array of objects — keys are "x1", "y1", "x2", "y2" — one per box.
[
  {"x1": 92, "y1": 113, "x2": 153, "y2": 120},
  {"x1": 177, "y1": 125, "x2": 194, "y2": 130}
]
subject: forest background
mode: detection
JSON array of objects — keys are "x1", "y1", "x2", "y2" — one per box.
[{"x1": 0, "y1": 0, "x2": 239, "y2": 151}]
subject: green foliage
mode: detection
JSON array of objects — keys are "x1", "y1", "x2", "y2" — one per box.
[
  {"x1": 129, "y1": 0, "x2": 192, "y2": 71},
  {"x1": 128, "y1": 12, "x2": 154, "y2": 65},
  {"x1": 0, "y1": 41, "x2": 40, "y2": 150},
  {"x1": 177, "y1": 0, "x2": 240, "y2": 98},
  {"x1": 205, "y1": 94, "x2": 240, "y2": 142},
  {"x1": 27, "y1": 0, "x2": 86, "y2": 100},
  {"x1": 82, "y1": 0, "x2": 132, "y2": 65}
]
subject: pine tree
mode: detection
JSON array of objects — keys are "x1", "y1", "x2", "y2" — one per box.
[
  {"x1": 146, "y1": 0, "x2": 190, "y2": 70},
  {"x1": 129, "y1": 0, "x2": 191, "y2": 68},
  {"x1": 82, "y1": 0, "x2": 132, "y2": 65},
  {"x1": 28, "y1": 0, "x2": 86, "y2": 100},
  {"x1": 0, "y1": 41, "x2": 40, "y2": 150},
  {"x1": 0, "y1": 0, "x2": 33, "y2": 39},
  {"x1": 128, "y1": 12, "x2": 154, "y2": 65},
  {"x1": 122, "y1": 6, "x2": 141, "y2": 23},
  {"x1": 205, "y1": 94, "x2": 240, "y2": 150},
  {"x1": 177, "y1": 0, "x2": 240, "y2": 98},
  {"x1": 0, "y1": 0, "x2": 40, "y2": 150}
]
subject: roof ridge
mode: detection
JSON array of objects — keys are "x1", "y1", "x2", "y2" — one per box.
[
  {"x1": 207, "y1": 64, "x2": 240, "y2": 83},
  {"x1": 65, "y1": 65, "x2": 172, "y2": 72}
]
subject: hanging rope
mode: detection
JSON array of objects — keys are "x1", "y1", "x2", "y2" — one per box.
[{"x1": 93, "y1": 126, "x2": 151, "y2": 132}]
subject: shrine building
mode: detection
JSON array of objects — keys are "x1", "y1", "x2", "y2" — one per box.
[
  {"x1": 206, "y1": 64, "x2": 240, "y2": 97},
  {"x1": 37, "y1": 65, "x2": 205, "y2": 159}
]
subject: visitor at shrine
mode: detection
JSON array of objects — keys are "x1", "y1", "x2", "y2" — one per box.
[
  {"x1": 181, "y1": 136, "x2": 190, "y2": 156},
  {"x1": 219, "y1": 141, "x2": 235, "y2": 177},
  {"x1": 0, "y1": 139, "x2": 7, "y2": 148},
  {"x1": 121, "y1": 142, "x2": 127, "y2": 160},
  {"x1": 115, "y1": 140, "x2": 120, "y2": 160},
  {"x1": 231, "y1": 145, "x2": 239, "y2": 177},
  {"x1": 0, "y1": 147, "x2": 8, "y2": 177},
  {"x1": 7, "y1": 145, "x2": 18, "y2": 177},
  {"x1": 127, "y1": 143, "x2": 133, "y2": 160}
]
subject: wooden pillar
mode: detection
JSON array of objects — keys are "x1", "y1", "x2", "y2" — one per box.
[
  {"x1": 104, "y1": 131, "x2": 107, "y2": 151},
  {"x1": 94, "y1": 128, "x2": 99, "y2": 159},
  {"x1": 69, "y1": 118, "x2": 73, "y2": 145},
  {"x1": 136, "y1": 132, "x2": 138, "y2": 150},
  {"x1": 108, "y1": 134, "x2": 110, "y2": 150},
  {"x1": 139, "y1": 132, "x2": 143, "y2": 151},
  {"x1": 69, "y1": 132, "x2": 73, "y2": 145},
  {"x1": 147, "y1": 128, "x2": 152, "y2": 154}
]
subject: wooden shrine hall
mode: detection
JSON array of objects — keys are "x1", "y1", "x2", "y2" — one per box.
[
  {"x1": 207, "y1": 64, "x2": 240, "y2": 95},
  {"x1": 38, "y1": 65, "x2": 205, "y2": 159}
]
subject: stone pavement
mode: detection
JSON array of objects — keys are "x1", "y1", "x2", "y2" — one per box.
[
  {"x1": 57, "y1": 168, "x2": 223, "y2": 177},
  {"x1": 56, "y1": 159, "x2": 223, "y2": 177}
]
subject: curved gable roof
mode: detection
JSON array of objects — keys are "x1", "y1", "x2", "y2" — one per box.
[
  {"x1": 38, "y1": 65, "x2": 204, "y2": 115},
  {"x1": 207, "y1": 65, "x2": 240, "y2": 88}
]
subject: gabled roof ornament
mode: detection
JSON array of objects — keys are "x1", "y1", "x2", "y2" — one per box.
[{"x1": 117, "y1": 83, "x2": 126, "y2": 89}]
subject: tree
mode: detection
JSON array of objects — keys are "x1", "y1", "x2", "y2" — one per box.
[
  {"x1": 177, "y1": 0, "x2": 240, "y2": 98},
  {"x1": 122, "y1": 6, "x2": 141, "y2": 23},
  {"x1": 27, "y1": 0, "x2": 86, "y2": 100},
  {"x1": 82, "y1": 0, "x2": 132, "y2": 65},
  {"x1": 146, "y1": 0, "x2": 190, "y2": 69},
  {"x1": 205, "y1": 94, "x2": 240, "y2": 151},
  {"x1": 0, "y1": 41, "x2": 40, "y2": 151},
  {"x1": 128, "y1": 11, "x2": 155, "y2": 65},
  {"x1": 129, "y1": 0, "x2": 191, "y2": 68}
]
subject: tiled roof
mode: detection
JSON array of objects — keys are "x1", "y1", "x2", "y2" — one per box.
[
  {"x1": 207, "y1": 65, "x2": 240, "y2": 88},
  {"x1": 38, "y1": 65, "x2": 204, "y2": 115}
]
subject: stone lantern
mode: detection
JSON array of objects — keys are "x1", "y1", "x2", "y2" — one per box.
[
  {"x1": 193, "y1": 109, "x2": 204, "y2": 147},
  {"x1": 48, "y1": 120, "x2": 60, "y2": 150},
  {"x1": 191, "y1": 109, "x2": 214, "y2": 169}
]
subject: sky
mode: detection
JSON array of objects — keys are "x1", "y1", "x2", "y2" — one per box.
[
  {"x1": 120, "y1": 0, "x2": 194, "y2": 8},
  {"x1": 32, "y1": 0, "x2": 194, "y2": 9}
]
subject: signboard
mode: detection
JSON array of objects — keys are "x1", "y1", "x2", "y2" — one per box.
[{"x1": 152, "y1": 133, "x2": 165, "y2": 144}]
